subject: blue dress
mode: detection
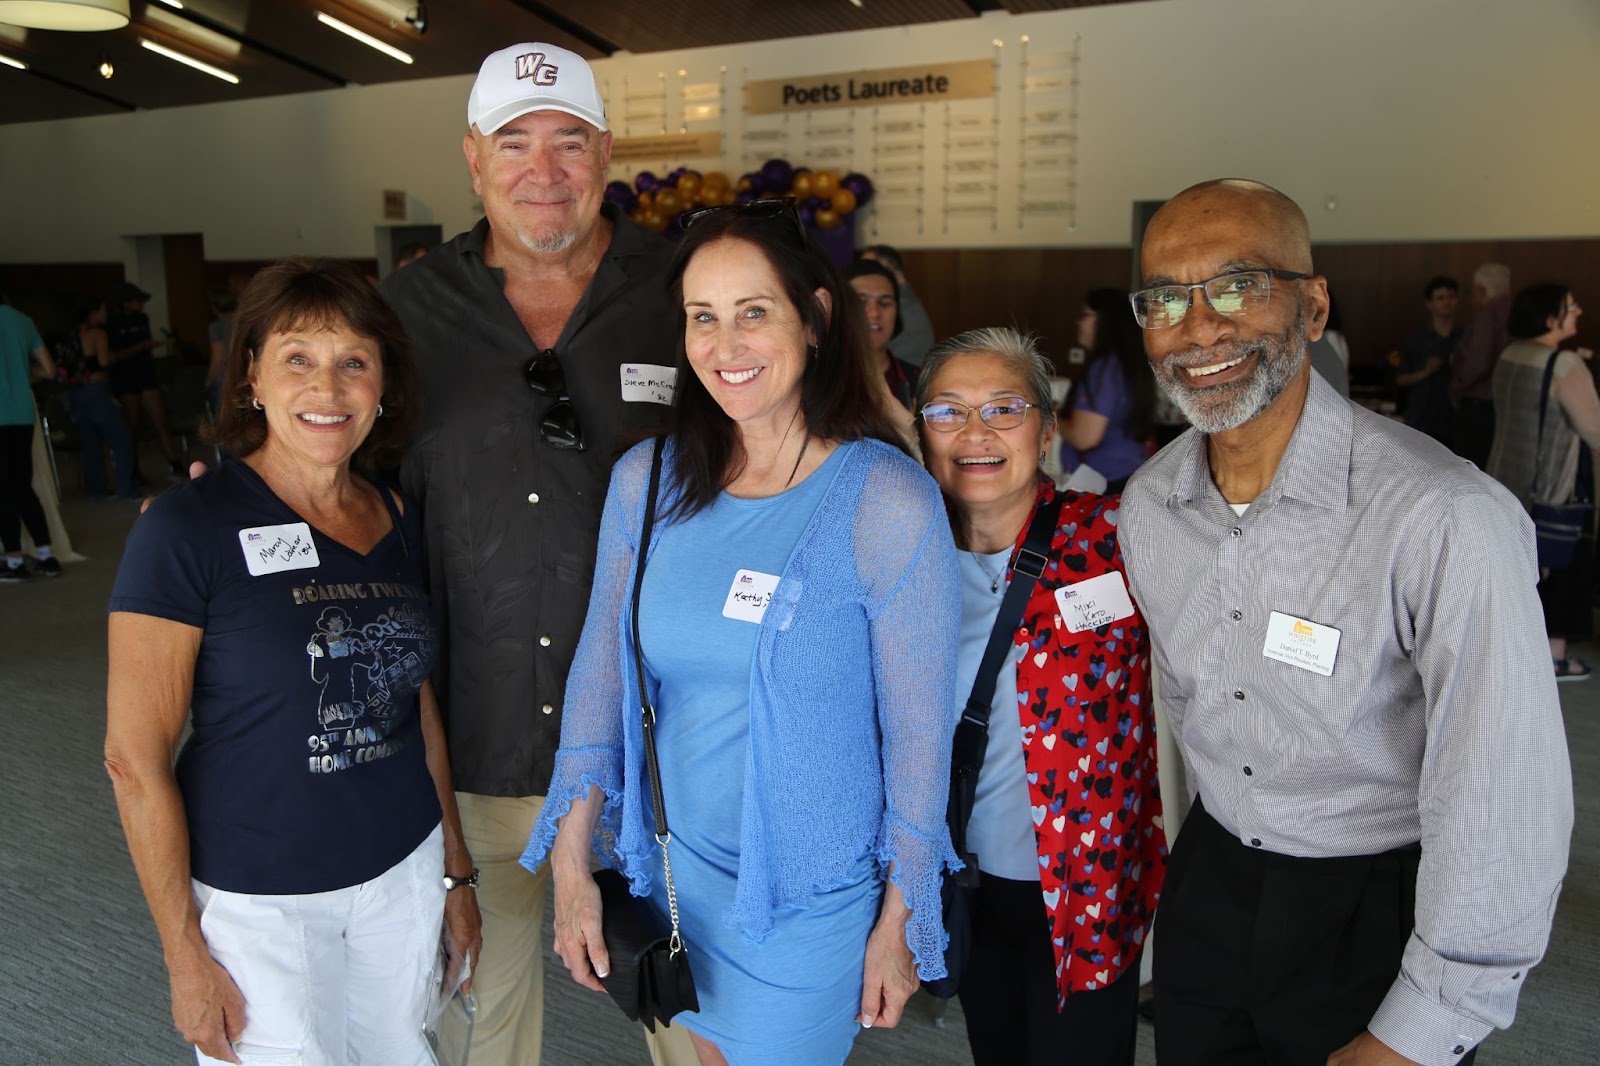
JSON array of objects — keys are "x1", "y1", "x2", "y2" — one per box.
[{"x1": 636, "y1": 442, "x2": 877, "y2": 1064}]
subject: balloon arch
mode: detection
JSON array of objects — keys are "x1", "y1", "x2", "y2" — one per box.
[{"x1": 606, "y1": 159, "x2": 877, "y2": 239}]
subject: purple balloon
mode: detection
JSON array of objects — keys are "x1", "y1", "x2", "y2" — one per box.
[
  {"x1": 604, "y1": 180, "x2": 638, "y2": 213},
  {"x1": 841, "y1": 172, "x2": 874, "y2": 208},
  {"x1": 734, "y1": 189, "x2": 758, "y2": 206},
  {"x1": 760, "y1": 158, "x2": 793, "y2": 194},
  {"x1": 634, "y1": 171, "x2": 658, "y2": 193},
  {"x1": 739, "y1": 171, "x2": 764, "y2": 194},
  {"x1": 797, "y1": 201, "x2": 817, "y2": 225}
]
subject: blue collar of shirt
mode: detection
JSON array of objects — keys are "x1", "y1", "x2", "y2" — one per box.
[{"x1": 1165, "y1": 367, "x2": 1354, "y2": 517}]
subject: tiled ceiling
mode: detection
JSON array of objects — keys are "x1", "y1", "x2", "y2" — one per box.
[{"x1": 0, "y1": 0, "x2": 1151, "y2": 126}]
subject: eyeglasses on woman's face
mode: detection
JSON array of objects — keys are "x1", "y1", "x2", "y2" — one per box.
[{"x1": 918, "y1": 396, "x2": 1039, "y2": 432}]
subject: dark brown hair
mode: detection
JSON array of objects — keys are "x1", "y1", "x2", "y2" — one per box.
[
  {"x1": 1079, "y1": 286, "x2": 1155, "y2": 441},
  {"x1": 208, "y1": 257, "x2": 419, "y2": 471},
  {"x1": 665, "y1": 211, "x2": 906, "y2": 519}
]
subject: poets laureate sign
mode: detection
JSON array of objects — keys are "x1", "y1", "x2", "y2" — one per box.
[{"x1": 745, "y1": 59, "x2": 992, "y2": 115}]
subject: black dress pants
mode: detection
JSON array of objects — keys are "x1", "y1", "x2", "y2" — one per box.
[
  {"x1": 0, "y1": 423, "x2": 49, "y2": 554},
  {"x1": 957, "y1": 872, "x2": 1141, "y2": 1066},
  {"x1": 1154, "y1": 800, "x2": 1475, "y2": 1066}
]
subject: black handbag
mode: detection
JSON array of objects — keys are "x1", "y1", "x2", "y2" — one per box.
[
  {"x1": 596, "y1": 439, "x2": 699, "y2": 1032},
  {"x1": 923, "y1": 493, "x2": 1064, "y2": 999},
  {"x1": 1530, "y1": 349, "x2": 1593, "y2": 570}
]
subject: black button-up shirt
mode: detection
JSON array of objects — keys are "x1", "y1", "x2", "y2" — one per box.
[{"x1": 381, "y1": 205, "x2": 676, "y2": 795}]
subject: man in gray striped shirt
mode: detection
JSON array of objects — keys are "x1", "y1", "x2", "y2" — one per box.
[{"x1": 1120, "y1": 179, "x2": 1571, "y2": 1066}]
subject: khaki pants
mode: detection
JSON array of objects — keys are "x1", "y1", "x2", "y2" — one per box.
[{"x1": 456, "y1": 793, "x2": 698, "y2": 1066}]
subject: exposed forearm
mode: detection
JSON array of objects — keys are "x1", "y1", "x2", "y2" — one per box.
[
  {"x1": 549, "y1": 785, "x2": 604, "y2": 879},
  {"x1": 107, "y1": 762, "x2": 206, "y2": 965},
  {"x1": 419, "y1": 683, "x2": 472, "y2": 876}
]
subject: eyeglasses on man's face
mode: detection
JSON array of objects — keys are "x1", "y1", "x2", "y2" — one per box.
[
  {"x1": 524, "y1": 349, "x2": 584, "y2": 451},
  {"x1": 1130, "y1": 269, "x2": 1311, "y2": 330},
  {"x1": 918, "y1": 396, "x2": 1040, "y2": 433}
]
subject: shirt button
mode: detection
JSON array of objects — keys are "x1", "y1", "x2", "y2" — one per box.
[
  {"x1": 1452, "y1": 1046, "x2": 1466, "y2": 1056},
  {"x1": 527, "y1": 492, "x2": 540, "y2": 504},
  {"x1": 1229, "y1": 527, "x2": 1242, "y2": 538},
  {"x1": 1233, "y1": 690, "x2": 1245, "y2": 701},
  {"x1": 1229, "y1": 610, "x2": 1242, "y2": 622},
  {"x1": 541, "y1": 703, "x2": 554, "y2": 715},
  {"x1": 1243, "y1": 766, "x2": 1253, "y2": 776},
  {"x1": 1512, "y1": 972, "x2": 1522, "y2": 979},
  {"x1": 1250, "y1": 837, "x2": 1262, "y2": 847},
  {"x1": 539, "y1": 635, "x2": 552, "y2": 647}
]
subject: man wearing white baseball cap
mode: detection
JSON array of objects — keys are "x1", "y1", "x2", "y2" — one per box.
[{"x1": 381, "y1": 42, "x2": 693, "y2": 1066}]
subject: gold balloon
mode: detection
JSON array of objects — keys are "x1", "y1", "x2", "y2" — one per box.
[
  {"x1": 677, "y1": 171, "x2": 702, "y2": 198},
  {"x1": 814, "y1": 207, "x2": 841, "y2": 230},
  {"x1": 637, "y1": 190, "x2": 655, "y2": 211},
  {"x1": 644, "y1": 210, "x2": 669, "y2": 233},
  {"x1": 655, "y1": 187, "x2": 682, "y2": 215},
  {"x1": 830, "y1": 188, "x2": 857, "y2": 215},
  {"x1": 702, "y1": 171, "x2": 730, "y2": 193},
  {"x1": 790, "y1": 171, "x2": 815, "y2": 199},
  {"x1": 736, "y1": 175, "x2": 754, "y2": 193},
  {"x1": 813, "y1": 169, "x2": 839, "y2": 196}
]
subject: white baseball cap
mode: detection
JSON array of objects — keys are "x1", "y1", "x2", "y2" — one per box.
[{"x1": 467, "y1": 43, "x2": 608, "y2": 135}]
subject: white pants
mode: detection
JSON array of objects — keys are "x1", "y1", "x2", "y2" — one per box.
[{"x1": 193, "y1": 824, "x2": 446, "y2": 1066}]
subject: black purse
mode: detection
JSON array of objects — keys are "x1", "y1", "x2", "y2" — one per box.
[
  {"x1": 595, "y1": 439, "x2": 699, "y2": 1032},
  {"x1": 1530, "y1": 349, "x2": 1594, "y2": 570},
  {"x1": 923, "y1": 493, "x2": 1064, "y2": 999}
]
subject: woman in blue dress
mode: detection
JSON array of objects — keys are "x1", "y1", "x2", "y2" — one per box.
[{"x1": 522, "y1": 200, "x2": 962, "y2": 1064}]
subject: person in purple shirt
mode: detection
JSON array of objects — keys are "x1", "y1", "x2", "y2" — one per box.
[{"x1": 1058, "y1": 287, "x2": 1156, "y2": 492}]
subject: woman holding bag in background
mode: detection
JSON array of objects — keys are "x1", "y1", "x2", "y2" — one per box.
[
  {"x1": 916, "y1": 327, "x2": 1166, "y2": 1066},
  {"x1": 1487, "y1": 284, "x2": 1597, "y2": 680}
]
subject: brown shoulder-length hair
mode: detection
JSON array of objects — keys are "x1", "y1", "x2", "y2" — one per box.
[
  {"x1": 665, "y1": 209, "x2": 906, "y2": 519},
  {"x1": 208, "y1": 257, "x2": 419, "y2": 471}
]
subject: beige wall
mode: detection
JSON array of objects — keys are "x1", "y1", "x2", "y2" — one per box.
[{"x1": 1, "y1": 0, "x2": 1597, "y2": 262}]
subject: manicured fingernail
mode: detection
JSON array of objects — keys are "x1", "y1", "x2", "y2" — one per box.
[{"x1": 596, "y1": 966, "x2": 609, "y2": 978}]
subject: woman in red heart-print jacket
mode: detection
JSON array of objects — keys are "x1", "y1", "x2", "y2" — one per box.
[{"x1": 916, "y1": 326, "x2": 1167, "y2": 1066}]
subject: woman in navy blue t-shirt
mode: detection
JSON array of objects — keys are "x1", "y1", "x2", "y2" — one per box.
[{"x1": 106, "y1": 259, "x2": 480, "y2": 1066}]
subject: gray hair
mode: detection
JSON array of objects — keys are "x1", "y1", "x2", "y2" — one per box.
[
  {"x1": 1474, "y1": 262, "x2": 1511, "y2": 296},
  {"x1": 914, "y1": 327, "x2": 1057, "y2": 429}
]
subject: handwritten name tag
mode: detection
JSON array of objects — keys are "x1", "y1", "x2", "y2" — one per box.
[
  {"x1": 620, "y1": 363, "x2": 677, "y2": 405},
  {"x1": 1054, "y1": 571, "x2": 1136, "y2": 633},
  {"x1": 238, "y1": 522, "x2": 321, "y2": 577},
  {"x1": 1262, "y1": 610, "x2": 1340, "y2": 676},
  {"x1": 722, "y1": 569, "x2": 781, "y2": 624}
]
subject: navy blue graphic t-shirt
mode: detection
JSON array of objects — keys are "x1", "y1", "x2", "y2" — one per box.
[{"x1": 110, "y1": 461, "x2": 442, "y2": 894}]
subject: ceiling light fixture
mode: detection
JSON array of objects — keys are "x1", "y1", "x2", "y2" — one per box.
[
  {"x1": 0, "y1": 53, "x2": 27, "y2": 70},
  {"x1": 144, "y1": 4, "x2": 241, "y2": 57},
  {"x1": 316, "y1": 12, "x2": 412, "y2": 64},
  {"x1": 140, "y1": 37, "x2": 239, "y2": 83},
  {"x1": 98, "y1": 52, "x2": 113, "y2": 77},
  {"x1": 154, "y1": 0, "x2": 183, "y2": 7},
  {"x1": 0, "y1": 0, "x2": 129, "y2": 30}
]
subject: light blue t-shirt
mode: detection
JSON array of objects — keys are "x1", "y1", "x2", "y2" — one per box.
[
  {"x1": 954, "y1": 548, "x2": 1041, "y2": 881},
  {"x1": 0, "y1": 305, "x2": 44, "y2": 427}
]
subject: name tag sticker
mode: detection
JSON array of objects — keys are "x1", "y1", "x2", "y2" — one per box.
[
  {"x1": 238, "y1": 522, "x2": 321, "y2": 577},
  {"x1": 620, "y1": 363, "x2": 678, "y2": 405},
  {"x1": 1263, "y1": 611, "x2": 1341, "y2": 676},
  {"x1": 722, "y1": 569, "x2": 781, "y2": 624},
  {"x1": 1054, "y1": 571, "x2": 1136, "y2": 634}
]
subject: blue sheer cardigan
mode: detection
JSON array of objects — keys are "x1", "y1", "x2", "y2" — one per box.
[{"x1": 520, "y1": 437, "x2": 963, "y2": 977}]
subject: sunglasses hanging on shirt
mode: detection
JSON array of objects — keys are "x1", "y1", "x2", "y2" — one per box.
[{"x1": 524, "y1": 348, "x2": 585, "y2": 452}]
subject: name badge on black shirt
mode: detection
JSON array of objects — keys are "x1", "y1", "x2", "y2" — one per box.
[{"x1": 238, "y1": 522, "x2": 321, "y2": 576}]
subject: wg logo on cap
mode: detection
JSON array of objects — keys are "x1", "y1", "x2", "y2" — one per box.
[{"x1": 514, "y1": 51, "x2": 559, "y2": 86}]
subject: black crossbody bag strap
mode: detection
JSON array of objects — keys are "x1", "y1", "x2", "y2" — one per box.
[
  {"x1": 948, "y1": 492, "x2": 1065, "y2": 873},
  {"x1": 631, "y1": 439, "x2": 670, "y2": 839}
]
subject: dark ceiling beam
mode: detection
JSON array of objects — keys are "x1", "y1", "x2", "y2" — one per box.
[
  {"x1": 154, "y1": 5, "x2": 349, "y2": 87},
  {"x1": 504, "y1": 0, "x2": 620, "y2": 56},
  {"x1": 965, "y1": 0, "x2": 1008, "y2": 11},
  {"x1": 14, "y1": 67, "x2": 138, "y2": 111}
]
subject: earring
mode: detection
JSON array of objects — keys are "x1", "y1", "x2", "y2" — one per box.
[
  {"x1": 250, "y1": 397, "x2": 262, "y2": 411},
  {"x1": 376, "y1": 404, "x2": 385, "y2": 417},
  {"x1": 807, "y1": 344, "x2": 819, "y2": 360}
]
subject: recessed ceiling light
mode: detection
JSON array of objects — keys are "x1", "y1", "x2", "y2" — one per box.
[
  {"x1": 316, "y1": 12, "x2": 413, "y2": 64},
  {"x1": 140, "y1": 38, "x2": 238, "y2": 84},
  {"x1": 99, "y1": 54, "x2": 113, "y2": 77},
  {"x1": 0, "y1": 53, "x2": 27, "y2": 70},
  {"x1": 0, "y1": 0, "x2": 129, "y2": 31}
]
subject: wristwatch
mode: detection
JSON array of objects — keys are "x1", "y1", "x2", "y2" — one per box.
[{"x1": 443, "y1": 867, "x2": 480, "y2": 891}]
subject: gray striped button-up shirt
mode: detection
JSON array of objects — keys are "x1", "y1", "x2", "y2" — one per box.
[{"x1": 1120, "y1": 372, "x2": 1572, "y2": 1066}]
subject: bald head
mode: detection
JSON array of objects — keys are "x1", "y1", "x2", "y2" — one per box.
[{"x1": 1143, "y1": 179, "x2": 1314, "y2": 282}]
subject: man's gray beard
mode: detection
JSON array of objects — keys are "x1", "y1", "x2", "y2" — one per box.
[
  {"x1": 1151, "y1": 310, "x2": 1307, "y2": 434},
  {"x1": 517, "y1": 227, "x2": 578, "y2": 255}
]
